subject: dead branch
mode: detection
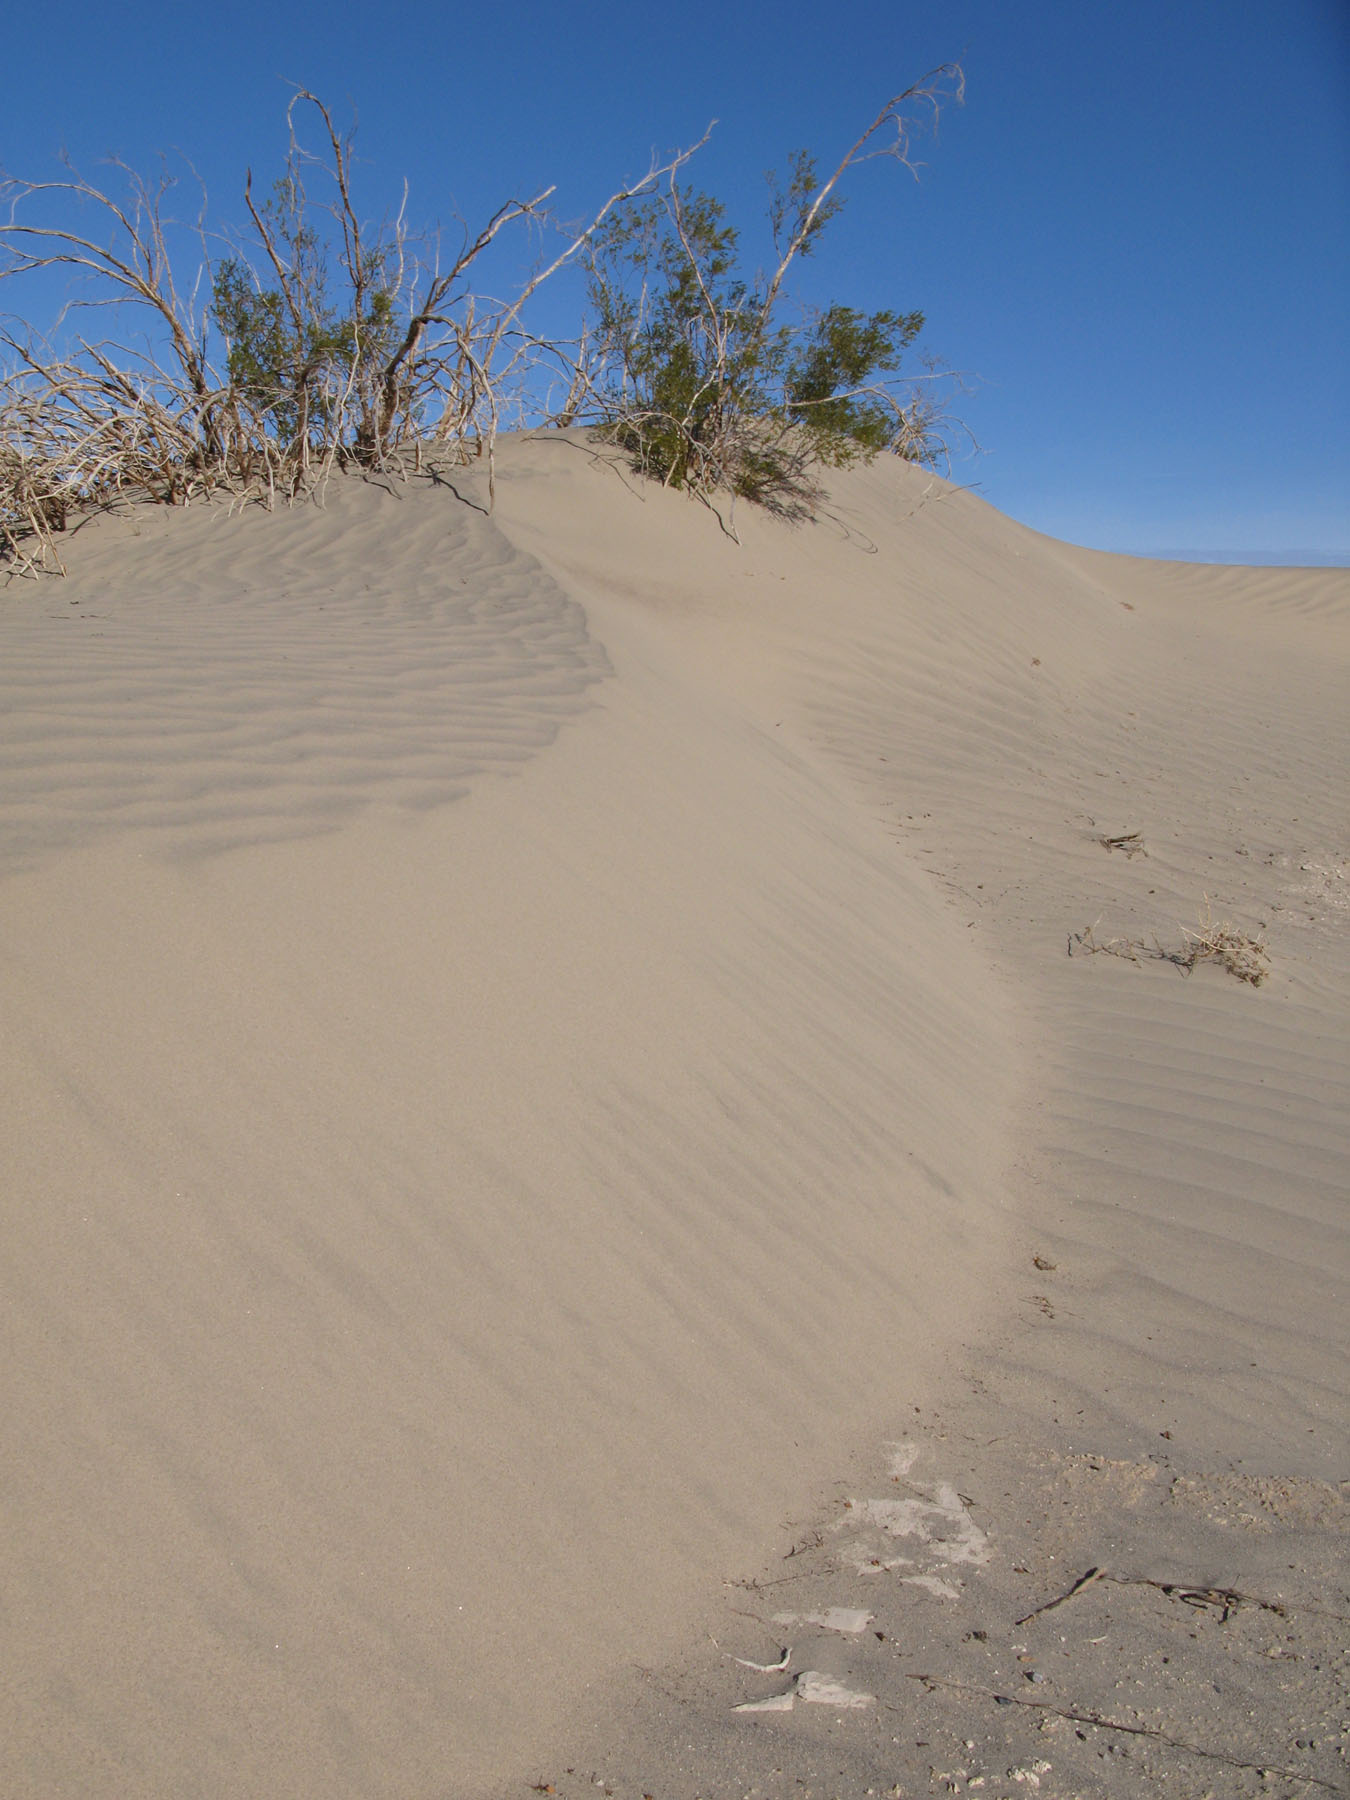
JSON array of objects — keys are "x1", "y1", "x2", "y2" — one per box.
[
  {"x1": 1069, "y1": 901, "x2": 1269, "y2": 985},
  {"x1": 903, "y1": 1672, "x2": 1341, "y2": 1792},
  {"x1": 1014, "y1": 1563, "x2": 1103, "y2": 1625},
  {"x1": 759, "y1": 66, "x2": 963, "y2": 322}
]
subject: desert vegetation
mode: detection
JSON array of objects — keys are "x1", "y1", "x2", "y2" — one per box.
[
  {"x1": 1070, "y1": 900, "x2": 1271, "y2": 985},
  {"x1": 1, "y1": 71, "x2": 961, "y2": 574}
]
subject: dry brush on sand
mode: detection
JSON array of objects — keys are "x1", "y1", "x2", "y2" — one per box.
[
  {"x1": 2, "y1": 75, "x2": 963, "y2": 574},
  {"x1": 0, "y1": 92, "x2": 699, "y2": 573},
  {"x1": 1070, "y1": 899, "x2": 1272, "y2": 985}
]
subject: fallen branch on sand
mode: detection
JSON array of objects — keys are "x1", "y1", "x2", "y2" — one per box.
[
  {"x1": 1097, "y1": 830, "x2": 1146, "y2": 857},
  {"x1": 1016, "y1": 1563, "x2": 1289, "y2": 1629},
  {"x1": 1014, "y1": 1563, "x2": 1103, "y2": 1625},
  {"x1": 903, "y1": 1672, "x2": 1342, "y2": 1792}
]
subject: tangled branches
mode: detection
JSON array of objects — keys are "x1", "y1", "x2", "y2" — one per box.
[
  {"x1": 1, "y1": 94, "x2": 701, "y2": 574},
  {"x1": 3, "y1": 76, "x2": 965, "y2": 572}
]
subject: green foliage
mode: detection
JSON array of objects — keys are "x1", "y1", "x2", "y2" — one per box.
[
  {"x1": 785, "y1": 304, "x2": 925, "y2": 461},
  {"x1": 583, "y1": 152, "x2": 944, "y2": 515},
  {"x1": 210, "y1": 178, "x2": 398, "y2": 455},
  {"x1": 587, "y1": 188, "x2": 763, "y2": 492},
  {"x1": 767, "y1": 149, "x2": 844, "y2": 262}
]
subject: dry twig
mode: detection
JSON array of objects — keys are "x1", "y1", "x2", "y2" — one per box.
[
  {"x1": 1014, "y1": 1564, "x2": 1103, "y2": 1626},
  {"x1": 1098, "y1": 830, "x2": 1146, "y2": 857}
]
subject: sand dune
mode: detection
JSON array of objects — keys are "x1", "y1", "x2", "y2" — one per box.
[{"x1": 2, "y1": 440, "x2": 1345, "y2": 1796}]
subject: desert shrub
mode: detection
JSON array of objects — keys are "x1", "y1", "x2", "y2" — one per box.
[
  {"x1": 1069, "y1": 900, "x2": 1271, "y2": 986},
  {"x1": 567, "y1": 71, "x2": 963, "y2": 524},
  {"x1": 209, "y1": 185, "x2": 397, "y2": 462},
  {"x1": 2, "y1": 73, "x2": 962, "y2": 572},
  {"x1": 0, "y1": 93, "x2": 699, "y2": 572}
]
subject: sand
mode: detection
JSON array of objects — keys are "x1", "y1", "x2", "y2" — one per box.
[{"x1": 1, "y1": 438, "x2": 1345, "y2": 1798}]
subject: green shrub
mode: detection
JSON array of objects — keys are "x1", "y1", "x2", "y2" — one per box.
[
  {"x1": 2, "y1": 71, "x2": 962, "y2": 572},
  {"x1": 573, "y1": 73, "x2": 963, "y2": 522}
]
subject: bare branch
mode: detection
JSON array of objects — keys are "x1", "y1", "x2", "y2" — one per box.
[{"x1": 760, "y1": 66, "x2": 962, "y2": 322}]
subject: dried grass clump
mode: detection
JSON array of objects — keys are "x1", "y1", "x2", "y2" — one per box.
[
  {"x1": 1178, "y1": 902, "x2": 1270, "y2": 985},
  {"x1": 0, "y1": 434, "x2": 67, "y2": 575},
  {"x1": 1, "y1": 349, "x2": 259, "y2": 575},
  {"x1": 1070, "y1": 899, "x2": 1270, "y2": 986}
]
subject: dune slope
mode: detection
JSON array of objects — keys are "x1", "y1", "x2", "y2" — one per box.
[
  {"x1": 490, "y1": 441, "x2": 1348, "y2": 1481},
  {"x1": 486, "y1": 440, "x2": 1349, "y2": 1797},
  {"x1": 2, "y1": 440, "x2": 1345, "y2": 1796},
  {"x1": 2, "y1": 461, "x2": 1016, "y2": 1796}
]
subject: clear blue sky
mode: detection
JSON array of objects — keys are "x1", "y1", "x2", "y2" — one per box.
[{"x1": 3, "y1": 0, "x2": 1346, "y2": 560}]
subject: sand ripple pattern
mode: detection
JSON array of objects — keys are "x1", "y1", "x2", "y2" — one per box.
[
  {"x1": 786, "y1": 477, "x2": 1350, "y2": 1475},
  {"x1": 0, "y1": 480, "x2": 609, "y2": 871}
]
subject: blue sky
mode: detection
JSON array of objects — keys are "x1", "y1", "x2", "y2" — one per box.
[{"x1": 3, "y1": 0, "x2": 1346, "y2": 560}]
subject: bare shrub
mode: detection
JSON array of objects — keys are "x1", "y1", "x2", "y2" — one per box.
[
  {"x1": 0, "y1": 95, "x2": 700, "y2": 574},
  {"x1": 1178, "y1": 901, "x2": 1270, "y2": 985}
]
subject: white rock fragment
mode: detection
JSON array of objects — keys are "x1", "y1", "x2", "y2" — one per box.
[
  {"x1": 733, "y1": 1688, "x2": 796, "y2": 1713},
  {"x1": 772, "y1": 1607, "x2": 874, "y2": 1635},
  {"x1": 732, "y1": 1665, "x2": 876, "y2": 1714},
  {"x1": 902, "y1": 1573, "x2": 962, "y2": 1601},
  {"x1": 887, "y1": 1441, "x2": 923, "y2": 1478},
  {"x1": 795, "y1": 1670, "x2": 875, "y2": 1708},
  {"x1": 837, "y1": 1475, "x2": 991, "y2": 1581},
  {"x1": 851, "y1": 1484, "x2": 991, "y2": 1566},
  {"x1": 1008, "y1": 1761, "x2": 1052, "y2": 1788}
]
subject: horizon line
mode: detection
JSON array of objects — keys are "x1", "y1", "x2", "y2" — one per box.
[{"x1": 1110, "y1": 548, "x2": 1350, "y2": 568}]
